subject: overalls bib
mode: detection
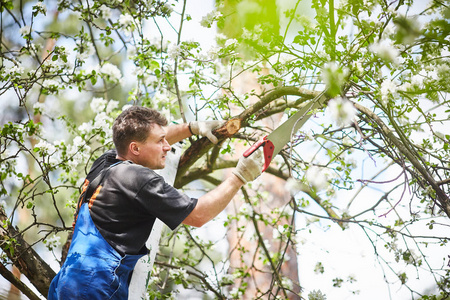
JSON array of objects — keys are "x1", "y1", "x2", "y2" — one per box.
[{"x1": 48, "y1": 162, "x2": 145, "y2": 299}]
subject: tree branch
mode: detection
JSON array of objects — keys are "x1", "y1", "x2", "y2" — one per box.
[
  {"x1": 0, "y1": 263, "x2": 41, "y2": 300},
  {"x1": 0, "y1": 207, "x2": 56, "y2": 297},
  {"x1": 354, "y1": 101, "x2": 450, "y2": 218}
]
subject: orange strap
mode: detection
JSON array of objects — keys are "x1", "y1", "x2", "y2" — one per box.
[{"x1": 88, "y1": 185, "x2": 102, "y2": 209}]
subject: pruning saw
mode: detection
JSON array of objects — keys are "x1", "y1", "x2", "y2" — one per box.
[{"x1": 243, "y1": 90, "x2": 328, "y2": 171}]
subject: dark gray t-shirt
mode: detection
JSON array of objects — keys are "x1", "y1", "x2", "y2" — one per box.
[{"x1": 83, "y1": 150, "x2": 197, "y2": 256}]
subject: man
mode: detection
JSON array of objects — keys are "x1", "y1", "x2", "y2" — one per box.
[{"x1": 48, "y1": 106, "x2": 263, "y2": 299}]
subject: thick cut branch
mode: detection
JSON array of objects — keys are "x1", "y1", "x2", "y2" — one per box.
[
  {"x1": 176, "y1": 119, "x2": 241, "y2": 182},
  {"x1": 0, "y1": 208, "x2": 56, "y2": 298}
]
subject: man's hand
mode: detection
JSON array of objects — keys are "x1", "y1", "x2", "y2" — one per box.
[
  {"x1": 232, "y1": 149, "x2": 264, "y2": 184},
  {"x1": 189, "y1": 121, "x2": 222, "y2": 144}
]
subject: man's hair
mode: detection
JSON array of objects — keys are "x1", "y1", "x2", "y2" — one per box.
[{"x1": 112, "y1": 106, "x2": 168, "y2": 156}]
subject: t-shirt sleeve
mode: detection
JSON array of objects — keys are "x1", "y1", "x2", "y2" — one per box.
[{"x1": 135, "y1": 174, "x2": 198, "y2": 230}]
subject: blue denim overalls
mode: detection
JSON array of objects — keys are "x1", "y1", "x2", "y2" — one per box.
[{"x1": 48, "y1": 162, "x2": 145, "y2": 299}]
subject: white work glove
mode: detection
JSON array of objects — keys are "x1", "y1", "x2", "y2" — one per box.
[
  {"x1": 189, "y1": 120, "x2": 222, "y2": 144},
  {"x1": 232, "y1": 149, "x2": 264, "y2": 184}
]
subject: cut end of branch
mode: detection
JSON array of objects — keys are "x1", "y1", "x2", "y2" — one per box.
[
  {"x1": 225, "y1": 119, "x2": 241, "y2": 135},
  {"x1": 214, "y1": 119, "x2": 241, "y2": 137}
]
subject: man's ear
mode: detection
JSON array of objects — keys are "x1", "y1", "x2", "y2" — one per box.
[{"x1": 129, "y1": 142, "x2": 140, "y2": 156}]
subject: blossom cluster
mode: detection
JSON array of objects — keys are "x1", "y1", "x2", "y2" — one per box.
[{"x1": 44, "y1": 235, "x2": 61, "y2": 251}]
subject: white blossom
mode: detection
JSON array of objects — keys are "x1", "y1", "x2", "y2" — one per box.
[
  {"x1": 220, "y1": 274, "x2": 234, "y2": 285},
  {"x1": 308, "y1": 289, "x2": 327, "y2": 300},
  {"x1": 342, "y1": 136, "x2": 353, "y2": 147},
  {"x1": 168, "y1": 268, "x2": 188, "y2": 281},
  {"x1": 144, "y1": 75, "x2": 157, "y2": 87},
  {"x1": 7, "y1": 64, "x2": 24, "y2": 75},
  {"x1": 99, "y1": 5, "x2": 111, "y2": 19},
  {"x1": 92, "y1": 112, "x2": 112, "y2": 130},
  {"x1": 421, "y1": 185, "x2": 434, "y2": 197},
  {"x1": 44, "y1": 235, "x2": 61, "y2": 251},
  {"x1": 282, "y1": 205, "x2": 294, "y2": 218},
  {"x1": 281, "y1": 277, "x2": 293, "y2": 290},
  {"x1": 76, "y1": 41, "x2": 94, "y2": 61},
  {"x1": 273, "y1": 224, "x2": 290, "y2": 240},
  {"x1": 146, "y1": 276, "x2": 159, "y2": 286},
  {"x1": 411, "y1": 74, "x2": 424, "y2": 87},
  {"x1": 78, "y1": 122, "x2": 93, "y2": 135},
  {"x1": 161, "y1": 3, "x2": 173, "y2": 15},
  {"x1": 19, "y1": 25, "x2": 32, "y2": 36},
  {"x1": 48, "y1": 150, "x2": 62, "y2": 166},
  {"x1": 327, "y1": 97, "x2": 357, "y2": 127},
  {"x1": 90, "y1": 97, "x2": 107, "y2": 113},
  {"x1": 273, "y1": 228, "x2": 280, "y2": 240},
  {"x1": 229, "y1": 287, "x2": 243, "y2": 299},
  {"x1": 67, "y1": 137, "x2": 91, "y2": 169},
  {"x1": 224, "y1": 38, "x2": 238, "y2": 48},
  {"x1": 42, "y1": 59, "x2": 59, "y2": 73},
  {"x1": 369, "y1": 39, "x2": 400, "y2": 64},
  {"x1": 306, "y1": 166, "x2": 329, "y2": 190},
  {"x1": 404, "y1": 249, "x2": 421, "y2": 265},
  {"x1": 119, "y1": 13, "x2": 133, "y2": 27},
  {"x1": 33, "y1": 102, "x2": 46, "y2": 114},
  {"x1": 122, "y1": 104, "x2": 133, "y2": 112},
  {"x1": 42, "y1": 79, "x2": 60, "y2": 89},
  {"x1": 106, "y1": 100, "x2": 119, "y2": 114},
  {"x1": 263, "y1": 239, "x2": 271, "y2": 250},
  {"x1": 200, "y1": 10, "x2": 222, "y2": 28},
  {"x1": 34, "y1": 2, "x2": 47, "y2": 14},
  {"x1": 380, "y1": 79, "x2": 398, "y2": 105},
  {"x1": 35, "y1": 140, "x2": 56, "y2": 154},
  {"x1": 207, "y1": 47, "x2": 220, "y2": 60},
  {"x1": 321, "y1": 62, "x2": 348, "y2": 90},
  {"x1": 285, "y1": 177, "x2": 303, "y2": 196},
  {"x1": 127, "y1": 46, "x2": 137, "y2": 59},
  {"x1": 133, "y1": 66, "x2": 145, "y2": 77},
  {"x1": 72, "y1": 136, "x2": 84, "y2": 149},
  {"x1": 99, "y1": 63, "x2": 122, "y2": 82},
  {"x1": 167, "y1": 44, "x2": 182, "y2": 59},
  {"x1": 239, "y1": 203, "x2": 252, "y2": 215},
  {"x1": 241, "y1": 28, "x2": 253, "y2": 40},
  {"x1": 354, "y1": 60, "x2": 364, "y2": 74}
]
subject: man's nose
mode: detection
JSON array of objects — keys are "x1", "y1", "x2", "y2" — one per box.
[{"x1": 163, "y1": 139, "x2": 171, "y2": 150}]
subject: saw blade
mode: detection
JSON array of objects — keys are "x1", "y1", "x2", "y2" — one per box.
[{"x1": 267, "y1": 91, "x2": 327, "y2": 157}]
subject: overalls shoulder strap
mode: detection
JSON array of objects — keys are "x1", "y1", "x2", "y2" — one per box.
[{"x1": 74, "y1": 161, "x2": 123, "y2": 222}]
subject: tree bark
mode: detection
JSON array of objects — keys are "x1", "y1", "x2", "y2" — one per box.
[
  {"x1": 0, "y1": 208, "x2": 56, "y2": 298},
  {"x1": 0, "y1": 263, "x2": 40, "y2": 300}
]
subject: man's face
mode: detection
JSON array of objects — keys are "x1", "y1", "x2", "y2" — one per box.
[{"x1": 134, "y1": 124, "x2": 171, "y2": 170}]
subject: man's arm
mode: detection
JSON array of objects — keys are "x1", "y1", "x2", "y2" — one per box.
[
  {"x1": 183, "y1": 174, "x2": 244, "y2": 227},
  {"x1": 165, "y1": 123, "x2": 192, "y2": 145},
  {"x1": 182, "y1": 149, "x2": 263, "y2": 227},
  {"x1": 165, "y1": 121, "x2": 223, "y2": 145}
]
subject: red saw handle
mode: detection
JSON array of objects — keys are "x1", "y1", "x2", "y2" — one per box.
[{"x1": 243, "y1": 136, "x2": 274, "y2": 172}]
